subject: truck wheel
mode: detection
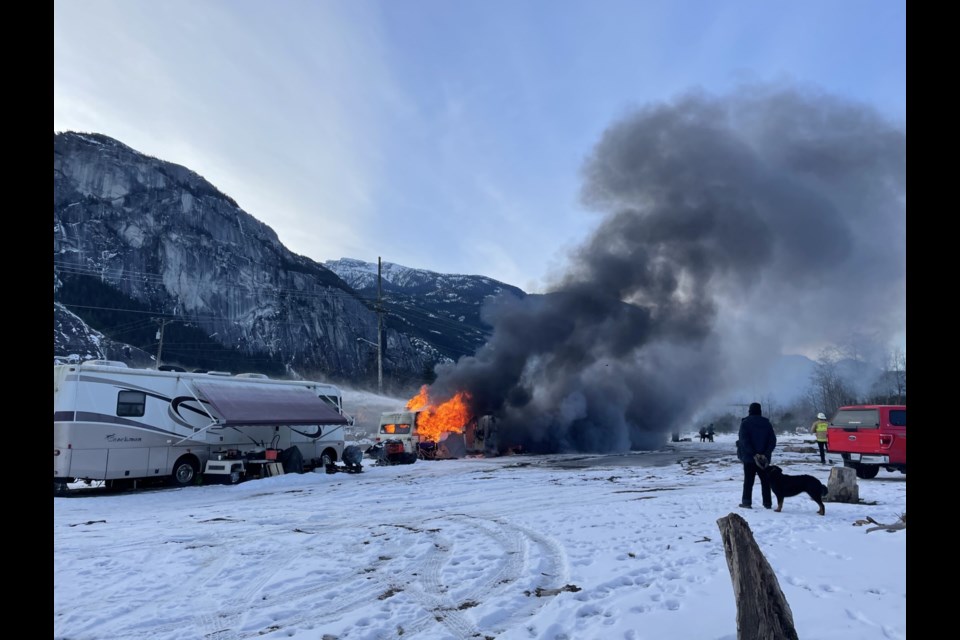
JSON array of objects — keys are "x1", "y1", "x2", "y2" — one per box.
[
  {"x1": 171, "y1": 456, "x2": 199, "y2": 487},
  {"x1": 855, "y1": 464, "x2": 879, "y2": 479}
]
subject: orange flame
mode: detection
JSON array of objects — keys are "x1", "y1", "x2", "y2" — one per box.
[
  {"x1": 405, "y1": 385, "x2": 473, "y2": 442},
  {"x1": 405, "y1": 386, "x2": 431, "y2": 411}
]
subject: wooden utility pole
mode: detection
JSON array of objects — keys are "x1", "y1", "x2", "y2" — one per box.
[
  {"x1": 153, "y1": 318, "x2": 175, "y2": 370},
  {"x1": 376, "y1": 257, "x2": 383, "y2": 396}
]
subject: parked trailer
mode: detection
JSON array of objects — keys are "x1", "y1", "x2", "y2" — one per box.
[{"x1": 54, "y1": 361, "x2": 352, "y2": 490}]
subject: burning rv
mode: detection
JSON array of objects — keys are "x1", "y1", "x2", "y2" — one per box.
[
  {"x1": 373, "y1": 410, "x2": 499, "y2": 462},
  {"x1": 371, "y1": 386, "x2": 505, "y2": 463},
  {"x1": 374, "y1": 409, "x2": 466, "y2": 462}
]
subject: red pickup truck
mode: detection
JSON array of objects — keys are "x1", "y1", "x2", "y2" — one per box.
[{"x1": 826, "y1": 404, "x2": 906, "y2": 479}]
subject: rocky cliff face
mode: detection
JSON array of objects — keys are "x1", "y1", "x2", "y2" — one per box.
[
  {"x1": 54, "y1": 302, "x2": 155, "y2": 367},
  {"x1": 53, "y1": 132, "x2": 432, "y2": 389}
]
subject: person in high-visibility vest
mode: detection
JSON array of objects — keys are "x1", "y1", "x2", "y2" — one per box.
[{"x1": 810, "y1": 412, "x2": 829, "y2": 464}]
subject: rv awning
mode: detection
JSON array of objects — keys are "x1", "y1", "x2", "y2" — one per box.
[{"x1": 192, "y1": 380, "x2": 349, "y2": 427}]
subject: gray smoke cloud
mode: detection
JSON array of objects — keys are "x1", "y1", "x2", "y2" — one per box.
[{"x1": 431, "y1": 82, "x2": 905, "y2": 453}]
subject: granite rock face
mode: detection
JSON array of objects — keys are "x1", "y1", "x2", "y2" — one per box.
[
  {"x1": 53, "y1": 132, "x2": 431, "y2": 389},
  {"x1": 53, "y1": 302, "x2": 155, "y2": 367}
]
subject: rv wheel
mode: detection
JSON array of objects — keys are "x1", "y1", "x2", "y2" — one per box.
[{"x1": 171, "y1": 456, "x2": 199, "y2": 487}]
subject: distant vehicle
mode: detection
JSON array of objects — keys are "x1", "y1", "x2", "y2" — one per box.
[
  {"x1": 826, "y1": 404, "x2": 906, "y2": 479},
  {"x1": 54, "y1": 361, "x2": 352, "y2": 490}
]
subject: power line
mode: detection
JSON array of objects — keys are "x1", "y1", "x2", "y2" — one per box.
[
  {"x1": 55, "y1": 260, "x2": 501, "y2": 364},
  {"x1": 56, "y1": 264, "x2": 498, "y2": 339}
]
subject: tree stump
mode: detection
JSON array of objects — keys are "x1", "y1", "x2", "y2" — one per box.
[
  {"x1": 825, "y1": 466, "x2": 859, "y2": 503},
  {"x1": 717, "y1": 513, "x2": 798, "y2": 640}
]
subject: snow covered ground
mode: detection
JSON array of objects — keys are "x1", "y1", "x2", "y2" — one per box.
[{"x1": 54, "y1": 431, "x2": 906, "y2": 640}]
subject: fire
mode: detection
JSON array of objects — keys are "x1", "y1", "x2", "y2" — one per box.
[
  {"x1": 405, "y1": 386, "x2": 431, "y2": 412},
  {"x1": 405, "y1": 385, "x2": 473, "y2": 442}
]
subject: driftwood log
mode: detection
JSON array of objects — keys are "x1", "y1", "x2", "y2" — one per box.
[
  {"x1": 854, "y1": 513, "x2": 907, "y2": 533},
  {"x1": 717, "y1": 513, "x2": 798, "y2": 640}
]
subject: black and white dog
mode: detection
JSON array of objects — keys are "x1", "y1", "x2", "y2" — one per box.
[{"x1": 754, "y1": 454, "x2": 828, "y2": 516}]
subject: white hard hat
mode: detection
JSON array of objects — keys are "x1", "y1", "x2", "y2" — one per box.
[{"x1": 817, "y1": 412, "x2": 826, "y2": 420}]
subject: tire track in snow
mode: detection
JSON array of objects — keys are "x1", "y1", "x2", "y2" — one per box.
[{"x1": 126, "y1": 513, "x2": 570, "y2": 640}]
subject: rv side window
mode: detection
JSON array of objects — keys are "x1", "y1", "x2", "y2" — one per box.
[
  {"x1": 117, "y1": 390, "x2": 146, "y2": 417},
  {"x1": 381, "y1": 423, "x2": 412, "y2": 435}
]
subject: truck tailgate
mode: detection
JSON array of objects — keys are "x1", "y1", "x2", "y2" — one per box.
[{"x1": 828, "y1": 428, "x2": 905, "y2": 463}]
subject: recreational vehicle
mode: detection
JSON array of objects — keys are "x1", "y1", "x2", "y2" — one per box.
[
  {"x1": 53, "y1": 361, "x2": 352, "y2": 489},
  {"x1": 376, "y1": 410, "x2": 422, "y2": 455},
  {"x1": 373, "y1": 410, "x2": 494, "y2": 461}
]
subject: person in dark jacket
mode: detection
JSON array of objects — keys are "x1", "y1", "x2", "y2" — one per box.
[{"x1": 737, "y1": 402, "x2": 777, "y2": 509}]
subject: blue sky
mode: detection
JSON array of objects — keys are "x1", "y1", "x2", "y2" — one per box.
[{"x1": 53, "y1": 0, "x2": 905, "y2": 294}]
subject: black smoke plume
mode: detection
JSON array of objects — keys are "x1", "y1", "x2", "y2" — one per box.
[{"x1": 431, "y1": 83, "x2": 905, "y2": 453}]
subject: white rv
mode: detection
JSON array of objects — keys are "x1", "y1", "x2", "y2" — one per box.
[
  {"x1": 376, "y1": 410, "x2": 422, "y2": 453},
  {"x1": 53, "y1": 361, "x2": 352, "y2": 489},
  {"x1": 374, "y1": 410, "x2": 481, "y2": 460}
]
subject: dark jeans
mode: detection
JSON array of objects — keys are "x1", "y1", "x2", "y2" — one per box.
[
  {"x1": 742, "y1": 461, "x2": 772, "y2": 507},
  {"x1": 816, "y1": 441, "x2": 826, "y2": 463}
]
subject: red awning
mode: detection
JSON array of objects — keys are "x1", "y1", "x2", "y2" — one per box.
[{"x1": 193, "y1": 380, "x2": 349, "y2": 427}]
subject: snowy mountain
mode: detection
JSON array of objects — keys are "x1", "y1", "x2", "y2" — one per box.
[{"x1": 325, "y1": 258, "x2": 526, "y2": 363}]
